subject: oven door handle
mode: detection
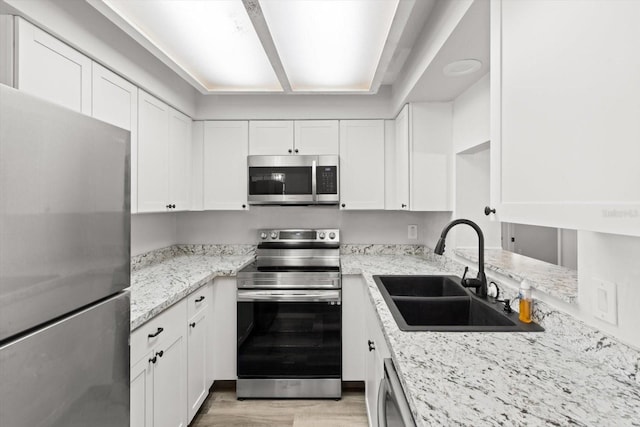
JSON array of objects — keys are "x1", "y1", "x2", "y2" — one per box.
[{"x1": 237, "y1": 290, "x2": 341, "y2": 303}]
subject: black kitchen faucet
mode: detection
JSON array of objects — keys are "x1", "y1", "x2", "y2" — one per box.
[{"x1": 434, "y1": 219, "x2": 488, "y2": 298}]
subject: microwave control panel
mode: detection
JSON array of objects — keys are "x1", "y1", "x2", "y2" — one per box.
[{"x1": 316, "y1": 166, "x2": 337, "y2": 194}]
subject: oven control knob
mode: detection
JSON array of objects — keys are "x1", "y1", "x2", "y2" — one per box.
[
  {"x1": 329, "y1": 232, "x2": 336, "y2": 240},
  {"x1": 270, "y1": 232, "x2": 278, "y2": 239},
  {"x1": 319, "y1": 232, "x2": 326, "y2": 239},
  {"x1": 260, "y1": 232, "x2": 267, "y2": 239}
]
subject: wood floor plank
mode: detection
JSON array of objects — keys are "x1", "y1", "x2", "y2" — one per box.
[{"x1": 190, "y1": 388, "x2": 368, "y2": 427}]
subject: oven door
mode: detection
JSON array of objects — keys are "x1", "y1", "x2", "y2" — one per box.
[
  {"x1": 248, "y1": 155, "x2": 316, "y2": 205},
  {"x1": 237, "y1": 290, "x2": 341, "y2": 379}
]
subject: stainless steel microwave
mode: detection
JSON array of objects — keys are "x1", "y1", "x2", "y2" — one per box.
[{"x1": 248, "y1": 155, "x2": 339, "y2": 205}]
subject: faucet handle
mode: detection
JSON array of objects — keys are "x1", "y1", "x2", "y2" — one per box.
[{"x1": 462, "y1": 266, "x2": 469, "y2": 281}]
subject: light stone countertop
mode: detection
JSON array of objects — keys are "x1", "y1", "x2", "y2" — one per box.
[
  {"x1": 342, "y1": 254, "x2": 640, "y2": 427},
  {"x1": 454, "y1": 248, "x2": 578, "y2": 304},
  {"x1": 130, "y1": 247, "x2": 639, "y2": 426},
  {"x1": 130, "y1": 253, "x2": 253, "y2": 330}
]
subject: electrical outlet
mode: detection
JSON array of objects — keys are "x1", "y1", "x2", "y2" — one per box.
[
  {"x1": 593, "y1": 278, "x2": 617, "y2": 325},
  {"x1": 408, "y1": 224, "x2": 418, "y2": 240}
]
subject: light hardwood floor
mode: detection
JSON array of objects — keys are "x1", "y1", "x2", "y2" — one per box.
[{"x1": 190, "y1": 385, "x2": 368, "y2": 427}]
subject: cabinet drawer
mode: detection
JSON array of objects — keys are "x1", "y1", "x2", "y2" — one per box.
[
  {"x1": 187, "y1": 284, "x2": 211, "y2": 319},
  {"x1": 131, "y1": 299, "x2": 187, "y2": 365}
]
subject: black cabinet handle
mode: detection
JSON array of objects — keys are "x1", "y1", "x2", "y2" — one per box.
[
  {"x1": 341, "y1": 203, "x2": 346, "y2": 208},
  {"x1": 166, "y1": 204, "x2": 171, "y2": 209},
  {"x1": 288, "y1": 149, "x2": 292, "y2": 153},
  {"x1": 294, "y1": 148, "x2": 299, "y2": 153},
  {"x1": 368, "y1": 340, "x2": 375, "y2": 352},
  {"x1": 195, "y1": 296, "x2": 205, "y2": 303},
  {"x1": 149, "y1": 356, "x2": 157, "y2": 364},
  {"x1": 171, "y1": 204, "x2": 176, "y2": 209},
  {"x1": 156, "y1": 350, "x2": 164, "y2": 358},
  {"x1": 190, "y1": 322, "x2": 196, "y2": 328},
  {"x1": 148, "y1": 327, "x2": 164, "y2": 338},
  {"x1": 401, "y1": 203, "x2": 407, "y2": 208},
  {"x1": 242, "y1": 204, "x2": 246, "y2": 209}
]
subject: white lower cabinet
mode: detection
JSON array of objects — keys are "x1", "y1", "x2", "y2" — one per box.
[
  {"x1": 186, "y1": 283, "x2": 213, "y2": 423},
  {"x1": 342, "y1": 276, "x2": 366, "y2": 381},
  {"x1": 364, "y1": 285, "x2": 390, "y2": 427},
  {"x1": 131, "y1": 282, "x2": 216, "y2": 427}
]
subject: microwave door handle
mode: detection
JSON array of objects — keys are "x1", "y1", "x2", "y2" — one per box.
[{"x1": 311, "y1": 159, "x2": 317, "y2": 202}]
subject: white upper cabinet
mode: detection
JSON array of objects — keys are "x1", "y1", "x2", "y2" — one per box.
[
  {"x1": 168, "y1": 108, "x2": 192, "y2": 211},
  {"x1": 294, "y1": 120, "x2": 339, "y2": 155},
  {"x1": 391, "y1": 103, "x2": 453, "y2": 212},
  {"x1": 248, "y1": 121, "x2": 294, "y2": 155},
  {"x1": 491, "y1": 0, "x2": 640, "y2": 236},
  {"x1": 91, "y1": 63, "x2": 139, "y2": 213},
  {"x1": 394, "y1": 105, "x2": 410, "y2": 210},
  {"x1": 249, "y1": 120, "x2": 339, "y2": 155},
  {"x1": 138, "y1": 90, "x2": 170, "y2": 212},
  {"x1": 202, "y1": 121, "x2": 249, "y2": 210},
  {"x1": 339, "y1": 120, "x2": 385, "y2": 210},
  {"x1": 15, "y1": 17, "x2": 91, "y2": 114},
  {"x1": 138, "y1": 90, "x2": 191, "y2": 213}
]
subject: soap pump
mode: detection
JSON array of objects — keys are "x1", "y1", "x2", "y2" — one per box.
[{"x1": 518, "y1": 280, "x2": 533, "y2": 323}]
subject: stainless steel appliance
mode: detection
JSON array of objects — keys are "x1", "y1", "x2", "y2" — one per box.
[
  {"x1": 247, "y1": 155, "x2": 339, "y2": 205},
  {"x1": 378, "y1": 359, "x2": 416, "y2": 427},
  {"x1": 0, "y1": 85, "x2": 130, "y2": 427},
  {"x1": 236, "y1": 229, "x2": 342, "y2": 399}
]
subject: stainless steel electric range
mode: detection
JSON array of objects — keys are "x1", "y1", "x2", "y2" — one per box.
[{"x1": 236, "y1": 229, "x2": 341, "y2": 399}]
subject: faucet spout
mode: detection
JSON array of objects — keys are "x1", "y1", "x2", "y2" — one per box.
[{"x1": 433, "y1": 219, "x2": 487, "y2": 298}]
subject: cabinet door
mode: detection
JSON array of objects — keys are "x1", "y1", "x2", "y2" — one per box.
[
  {"x1": 153, "y1": 333, "x2": 188, "y2": 427},
  {"x1": 492, "y1": 0, "x2": 640, "y2": 236},
  {"x1": 249, "y1": 121, "x2": 294, "y2": 155},
  {"x1": 409, "y1": 103, "x2": 452, "y2": 211},
  {"x1": 339, "y1": 120, "x2": 385, "y2": 210},
  {"x1": 187, "y1": 309, "x2": 208, "y2": 423},
  {"x1": 294, "y1": 120, "x2": 339, "y2": 155},
  {"x1": 168, "y1": 108, "x2": 192, "y2": 211},
  {"x1": 212, "y1": 277, "x2": 237, "y2": 380},
  {"x1": 342, "y1": 276, "x2": 365, "y2": 381},
  {"x1": 91, "y1": 63, "x2": 139, "y2": 213},
  {"x1": 394, "y1": 105, "x2": 410, "y2": 210},
  {"x1": 131, "y1": 352, "x2": 154, "y2": 427},
  {"x1": 15, "y1": 17, "x2": 91, "y2": 114},
  {"x1": 203, "y1": 121, "x2": 249, "y2": 210},
  {"x1": 138, "y1": 90, "x2": 170, "y2": 212}
]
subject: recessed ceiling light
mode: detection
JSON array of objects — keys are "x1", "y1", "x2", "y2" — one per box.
[
  {"x1": 259, "y1": 0, "x2": 399, "y2": 92},
  {"x1": 99, "y1": 0, "x2": 282, "y2": 92},
  {"x1": 443, "y1": 59, "x2": 483, "y2": 77}
]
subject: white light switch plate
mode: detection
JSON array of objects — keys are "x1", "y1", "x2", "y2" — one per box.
[
  {"x1": 408, "y1": 224, "x2": 418, "y2": 240},
  {"x1": 593, "y1": 278, "x2": 617, "y2": 325}
]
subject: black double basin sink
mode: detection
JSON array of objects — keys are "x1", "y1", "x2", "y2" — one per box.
[{"x1": 373, "y1": 275, "x2": 544, "y2": 332}]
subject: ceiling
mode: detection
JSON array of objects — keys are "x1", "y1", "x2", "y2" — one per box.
[{"x1": 86, "y1": 0, "x2": 488, "y2": 101}]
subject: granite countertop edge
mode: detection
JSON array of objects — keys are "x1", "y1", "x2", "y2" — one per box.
[{"x1": 130, "y1": 255, "x2": 254, "y2": 331}]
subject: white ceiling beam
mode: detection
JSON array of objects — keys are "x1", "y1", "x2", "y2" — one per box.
[
  {"x1": 242, "y1": 0, "x2": 292, "y2": 93},
  {"x1": 369, "y1": 0, "x2": 416, "y2": 94}
]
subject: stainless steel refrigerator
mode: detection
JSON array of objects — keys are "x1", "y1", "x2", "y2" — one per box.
[{"x1": 0, "y1": 85, "x2": 130, "y2": 426}]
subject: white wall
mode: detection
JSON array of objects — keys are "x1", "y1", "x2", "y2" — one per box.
[
  {"x1": 176, "y1": 208, "x2": 443, "y2": 245},
  {"x1": 578, "y1": 231, "x2": 640, "y2": 349},
  {"x1": 452, "y1": 73, "x2": 489, "y2": 153},
  {"x1": 195, "y1": 86, "x2": 394, "y2": 120},
  {"x1": 131, "y1": 213, "x2": 177, "y2": 256},
  {"x1": 1, "y1": 0, "x2": 197, "y2": 115},
  {"x1": 455, "y1": 146, "x2": 501, "y2": 249},
  {"x1": 560, "y1": 229, "x2": 578, "y2": 270}
]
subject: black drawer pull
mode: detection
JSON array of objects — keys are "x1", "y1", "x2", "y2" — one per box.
[
  {"x1": 368, "y1": 340, "x2": 375, "y2": 352},
  {"x1": 149, "y1": 356, "x2": 157, "y2": 364},
  {"x1": 148, "y1": 327, "x2": 164, "y2": 338},
  {"x1": 189, "y1": 322, "x2": 196, "y2": 328},
  {"x1": 195, "y1": 296, "x2": 205, "y2": 303},
  {"x1": 156, "y1": 350, "x2": 164, "y2": 358}
]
